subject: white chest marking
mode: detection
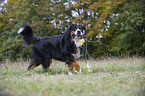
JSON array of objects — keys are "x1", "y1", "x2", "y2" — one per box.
[
  {"x1": 72, "y1": 38, "x2": 84, "y2": 59},
  {"x1": 72, "y1": 47, "x2": 82, "y2": 59}
]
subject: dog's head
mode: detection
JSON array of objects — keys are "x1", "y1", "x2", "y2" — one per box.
[
  {"x1": 68, "y1": 24, "x2": 86, "y2": 39},
  {"x1": 65, "y1": 24, "x2": 86, "y2": 47}
]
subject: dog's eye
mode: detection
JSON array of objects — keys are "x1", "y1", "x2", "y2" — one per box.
[
  {"x1": 76, "y1": 26, "x2": 77, "y2": 28},
  {"x1": 79, "y1": 26, "x2": 81, "y2": 28}
]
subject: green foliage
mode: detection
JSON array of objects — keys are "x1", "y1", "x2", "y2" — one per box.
[
  {"x1": 0, "y1": 22, "x2": 31, "y2": 61},
  {"x1": 80, "y1": 0, "x2": 145, "y2": 57},
  {"x1": 109, "y1": 1, "x2": 145, "y2": 55},
  {"x1": 0, "y1": 0, "x2": 145, "y2": 60},
  {"x1": 0, "y1": 0, "x2": 71, "y2": 61}
]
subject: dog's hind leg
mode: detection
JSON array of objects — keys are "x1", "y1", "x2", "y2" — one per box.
[
  {"x1": 28, "y1": 59, "x2": 38, "y2": 71},
  {"x1": 42, "y1": 59, "x2": 52, "y2": 72},
  {"x1": 46, "y1": 59, "x2": 52, "y2": 72}
]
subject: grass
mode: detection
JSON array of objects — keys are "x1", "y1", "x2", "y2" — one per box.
[{"x1": 0, "y1": 57, "x2": 145, "y2": 96}]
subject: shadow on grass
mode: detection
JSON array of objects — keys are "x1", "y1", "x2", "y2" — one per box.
[
  {"x1": 32, "y1": 68, "x2": 68, "y2": 75},
  {"x1": 0, "y1": 89, "x2": 11, "y2": 96}
]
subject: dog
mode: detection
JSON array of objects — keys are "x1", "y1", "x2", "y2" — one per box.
[{"x1": 18, "y1": 24, "x2": 86, "y2": 75}]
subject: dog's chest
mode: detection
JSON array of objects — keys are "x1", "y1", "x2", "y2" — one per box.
[
  {"x1": 72, "y1": 38, "x2": 84, "y2": 59},
  {"x1": 73, "y1": 39, "x2": 83, "y2": 47},
  {"x1": 72, "y1": 47, "x2": 82, "y2": 59}
]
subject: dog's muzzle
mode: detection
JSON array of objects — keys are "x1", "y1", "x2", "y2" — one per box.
[
  {"x1": 76, "y1": 31, "x2": 82, "y2": 38},
  {"x1": 73, "y1": 30, "x2": 83, "y2": 39}
]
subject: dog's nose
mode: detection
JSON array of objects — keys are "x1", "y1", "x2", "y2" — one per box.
[{"x1": 77, "y1": 31, "x2": 81, "y2": 38}]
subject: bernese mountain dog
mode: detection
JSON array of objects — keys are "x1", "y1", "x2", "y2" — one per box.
[{"x1": 18, "y1": 24, "x2": 86, "y2": 75}]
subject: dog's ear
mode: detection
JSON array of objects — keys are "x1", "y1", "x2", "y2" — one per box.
[
  {"x1": 65, "y1": 24, "x2": 75, "y2": 35},
  {"x1": 64, "y1": 24, "x2": 74, "y2": 41},
  {"x1": 68, "y1": 24, "x2": 75, "y2": 32}
]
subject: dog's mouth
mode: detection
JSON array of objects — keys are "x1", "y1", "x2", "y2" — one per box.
[
  {"x1": 72, "y1": 33, "x2": 83, "y2": 39},
  {"x1": 71, "y1": 31, "x2": 85, "y2": 47},
  {"x1": 71, "y1": 30, "x2": 84, "y2": 39}
]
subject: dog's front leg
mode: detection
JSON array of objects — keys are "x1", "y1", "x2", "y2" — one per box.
[
  {"x1": 68, "y1": 64, "x2": 74, "y2": 75},
  {"x1": 67, "y1": 59, "x2": 81, "y2": 75},
  {"x1": 73, "y1": 59, "x2": 81, "y2": 74}
]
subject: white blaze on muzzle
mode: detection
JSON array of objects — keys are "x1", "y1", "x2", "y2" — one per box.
[{"x1": 75, "y1": 28, "x2": 84, "y2": 38}]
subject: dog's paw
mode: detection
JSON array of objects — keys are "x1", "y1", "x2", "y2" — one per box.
[
  {"x1": 68, "y1": 70, "x2": 73, "y2": 75},
  {"x1": 74, "y1": 68, "x2": 81, "y2": 74}
]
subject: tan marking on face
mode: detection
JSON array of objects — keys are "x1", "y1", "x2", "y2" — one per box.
[{"x1": 71, "y1": 31, "x2": 75, "y2": 39}]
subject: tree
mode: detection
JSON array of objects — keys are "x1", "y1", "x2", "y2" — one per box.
[
  {"x1": 110, "y1": 0, "x2": 145, "y2": 55},
  {"x1": 0, "y1": 0, "x2": 145, "y2": 61},
  {"x1": 69, "y1": 0, "x2": 145, "y2": 57},
  {"x1": 68, "y1": 0, "x2": 127, "y2": 57},
  {"x1": 0, "y1": 0, "x2": 73, "y2": 61}
]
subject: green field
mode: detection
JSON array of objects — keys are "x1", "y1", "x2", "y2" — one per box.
[{"x1": 0, "y1": 57, "x2": 145, "y2": 96}]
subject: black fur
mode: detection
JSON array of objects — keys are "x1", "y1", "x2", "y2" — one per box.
[{"x1": 18, "y1": 24, "x2": 86, "y2": 73}]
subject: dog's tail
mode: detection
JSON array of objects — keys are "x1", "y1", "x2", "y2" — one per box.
[{"x1": 18, "y1": 25, "x2": 39, "y2": 46}]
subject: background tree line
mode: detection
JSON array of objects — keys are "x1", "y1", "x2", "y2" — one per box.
[{"x1": 0, "y1": 0, "x2": 145, "y2": 61}]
